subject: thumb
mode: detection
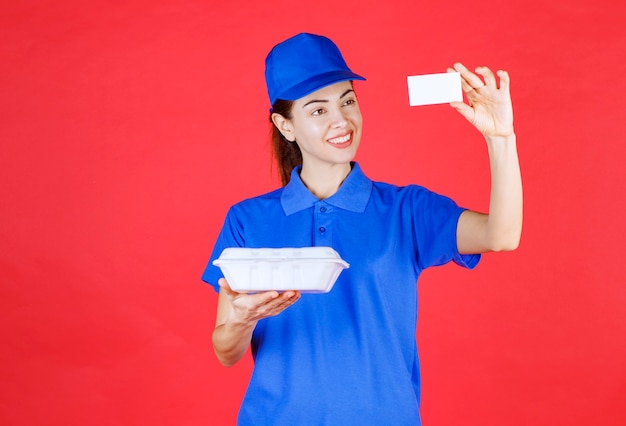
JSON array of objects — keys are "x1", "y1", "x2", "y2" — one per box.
[
  {"x1": 218, "y1": 278, "x2": 237, "y2": 295},
  {"x1": 450, "y1": 101, "x2": 475, "y2": 123}
]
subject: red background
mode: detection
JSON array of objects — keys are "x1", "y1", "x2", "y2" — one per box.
[{"x1": 2, "y1": 0, "x2": 625, "y2": 425}]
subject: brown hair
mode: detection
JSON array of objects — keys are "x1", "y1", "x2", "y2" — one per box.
[{"x1": 270, "y1": 99, "x2": 302, "y2": 186}]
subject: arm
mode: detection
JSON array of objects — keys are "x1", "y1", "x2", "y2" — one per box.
[
  {"x1": 448, "y1": 63, "x2": 523, "y2": 253},
  {"x1": 212, "y1": 278, "x2": 300, "y2": 366}
]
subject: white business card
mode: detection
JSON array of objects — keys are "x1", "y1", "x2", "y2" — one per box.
[{"x1": 407, "y1": 72, "x2": 462, "y2": 106}]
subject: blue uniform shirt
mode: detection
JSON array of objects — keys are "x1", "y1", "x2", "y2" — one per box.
[{"x1": 202, "y1": 163, "x2": 480, "y2": 425}]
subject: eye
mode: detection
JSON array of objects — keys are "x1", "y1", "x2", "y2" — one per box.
[
  {"x1": 311, "y1": 108, "x2": 325, "y2": 116},
  {"x1": 343, "y1": 98, "x2": 357, "y2": 106}
]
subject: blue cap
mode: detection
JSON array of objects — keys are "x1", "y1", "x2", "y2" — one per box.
[{"x1": 265, "y1": 33, "x2": 366, "y2": 107}]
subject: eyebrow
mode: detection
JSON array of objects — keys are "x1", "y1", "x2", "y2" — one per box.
[{"x1": 302, "y1": 89, "x2": 355, "y2": 108}]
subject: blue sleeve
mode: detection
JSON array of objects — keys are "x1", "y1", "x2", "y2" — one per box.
[
  {"x1": 201, "y1": 206, "x2": 245, "y2": 293},
  {"x1": 411, "y1": 187, "x2": 481, "y2": 271}
]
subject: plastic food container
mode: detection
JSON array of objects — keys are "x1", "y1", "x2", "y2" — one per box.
[{"x1": 213, "y1": 247, "x2": 349, "y2": 293}]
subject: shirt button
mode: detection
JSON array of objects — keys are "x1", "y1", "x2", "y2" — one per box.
[
  {"x1": 320, "y1": 207, "x2": 327, "y2": 213},
  {"x1": 319, "y1": 227, "x2": 326, "y2": 233}
]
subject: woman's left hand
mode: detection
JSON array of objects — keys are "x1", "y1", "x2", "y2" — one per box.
[{"x1": 448, "y1": 62, "x2": 514, "y2": 138}]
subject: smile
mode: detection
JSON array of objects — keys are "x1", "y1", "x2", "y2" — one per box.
[{"x1": 327, "y1": 133, "x2": 351, "y2": 144}]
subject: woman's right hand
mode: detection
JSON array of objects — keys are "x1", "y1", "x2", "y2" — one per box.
[
  {"x1": 218, "y1": 278, "x2": 301, "y2": 326},
  {"x1": 212, "y1": 278, "x2": 301, "y2": 366}
]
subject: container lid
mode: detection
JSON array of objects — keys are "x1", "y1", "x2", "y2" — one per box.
[{"x1": 213, "y1": 247, "x2": 349, "y2": 267}]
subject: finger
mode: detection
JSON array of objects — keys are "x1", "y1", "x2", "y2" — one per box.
[
  {"x1": 273, "y1": 290, "x2": 300, "y2": 305},
  {"x1": 218, "y1": 277, "x2": 229, "y2": 289},
  {"x1": 453, "y1": 62, "x2": 485, "y2": 90},
  {"x1": 218, "y1": 278, "x2": 238, "y2": 296},
  {"x1": 449, "y1": 101, "x2": 475, "y2": 123},
  {"x1": 459, "y1": 77, "x2": 474, "y2": 94},
  {"x1": 476, "y1": 66, "x2": 496, "y2": 88},
  {"x1": 269, "y1": 291, "x2": 301, "y2": 313},
  {"x1": 447, "y1": 66, "x2": 473, "y2": 95},
  {"x1": 447, "y1": 66, "x2": 463, "y2": 91},
  {"x1": 496, "y1": 69, "x2": 511, "y2": 92},
  {"x1": 250, "y1": 290, "x2": 280, "y2": 305},
  {"x1": 449, "y1": 64, "x2": 479, "y2": 97},
  {"x1": 253, "y1": 291, "x2": 299, "y2": 318}
]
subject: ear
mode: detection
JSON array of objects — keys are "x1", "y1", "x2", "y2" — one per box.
[{"x1": 271, "y1": 113, "x2": 295, "y2": 142}]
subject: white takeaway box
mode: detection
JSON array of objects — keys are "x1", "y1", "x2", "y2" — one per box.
[{"x1": 213, "y1": 247, "x2": 349, "y2": 293}]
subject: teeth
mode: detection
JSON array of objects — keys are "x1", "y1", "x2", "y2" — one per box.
[{"x1": 328, "y1": 134, "x2": 351, "y2": 144}]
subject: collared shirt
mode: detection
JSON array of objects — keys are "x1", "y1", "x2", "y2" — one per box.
[{"x1": 203, "y1": 163, "x2": 480, "y2": 426}]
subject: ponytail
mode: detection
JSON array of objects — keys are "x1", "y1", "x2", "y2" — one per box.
[{"x1": 270, "y1": 99, "x2": 302, "y2": 186}]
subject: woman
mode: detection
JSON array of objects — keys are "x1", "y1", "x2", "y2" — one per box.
[{"x1": 202, "y1": 33, "x2": 522, "y2": 425}]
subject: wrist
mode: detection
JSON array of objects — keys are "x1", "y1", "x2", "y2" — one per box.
[{"x1": 485, "y1": 132, "x2": 516, "y2": 145}]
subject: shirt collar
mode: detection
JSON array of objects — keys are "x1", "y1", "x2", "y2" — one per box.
[{"x1": 281, "y1": 162, "x2": 373, "y2": 215}]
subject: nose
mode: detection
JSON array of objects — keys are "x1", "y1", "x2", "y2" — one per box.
[{"x1": 330, "y1": 107, "x2": 348, "y2": 128}]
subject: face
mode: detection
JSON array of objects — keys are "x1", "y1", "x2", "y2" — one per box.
[{"x1": 273, "y1": 81, "x2": 363, "y2": 172}]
